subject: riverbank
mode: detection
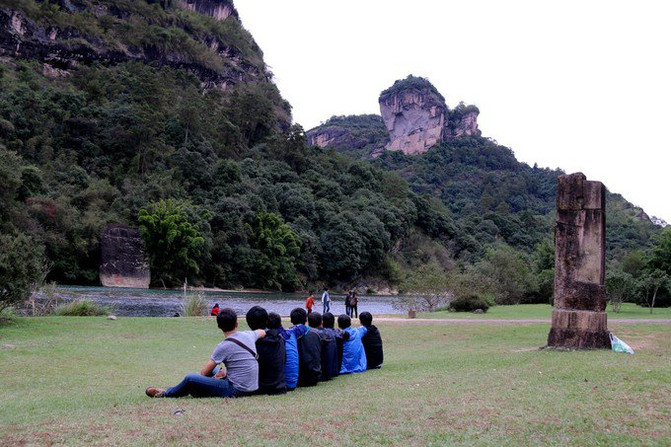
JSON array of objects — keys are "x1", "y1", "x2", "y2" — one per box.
[{"x1": 27, "y1": 285, "x2": 402, "y2": 317}]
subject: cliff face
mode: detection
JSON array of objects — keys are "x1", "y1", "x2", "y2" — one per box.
[
  {"x1": 379, "y1": 87, "x2": 446, "y2": 155},
  {"x1": 447, "y1": 104, "x2": 481, "y2": 139},
  {"x1": 306, "y1": 115, "x2": 388, "y2": 156},
  {"x1": 177, "y1": 0, "x2": 238, "y2": 21},
  {"x1": 0, "y1": 0, "x2": 265, "y2": 91},
  {"x1": 378, "y1": 76, "x2": 480, "y2": 155}
]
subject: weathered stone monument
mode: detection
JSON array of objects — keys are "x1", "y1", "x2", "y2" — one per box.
[
  {"x1": 547, "y1": 173, "x2": 610, "y2": 349},
  {"x1": 99, "y1": 224, "x2": 150, "y2": 289}
]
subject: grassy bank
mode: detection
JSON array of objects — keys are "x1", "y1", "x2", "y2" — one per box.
[{"x1": 1, "y1": 315, "x2": 669, "y2": 445}]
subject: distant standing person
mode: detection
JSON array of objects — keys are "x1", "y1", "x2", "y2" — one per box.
[
  {"x1": 351, "y1": 292, "x2": 359, "y2": 318},
  {"x1": 345, "y1": 291, "x2": 352, "y2": 317},
  {"x1": 305, "y1": 291, "x2": 315, "y2": 314},
  {"x1": 322, "y1": 288, "x2": 331, "y2": 314}
]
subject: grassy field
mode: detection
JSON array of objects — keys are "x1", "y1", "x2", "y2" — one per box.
[
  {"x1": 1, "y1": 313, "x2": 669, "y2": 445},
  {"x1": 417, "y1": 303, "x2": 671, "y2": 320}
]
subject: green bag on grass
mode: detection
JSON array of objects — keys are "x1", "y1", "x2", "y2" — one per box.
[{"x1": 609, "y1": 332, "x2": 634, "y2": 354}]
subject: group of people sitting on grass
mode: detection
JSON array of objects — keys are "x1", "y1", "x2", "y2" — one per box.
[{"x1": 145, "y1": 306, "x2": 384, "y2": 398}]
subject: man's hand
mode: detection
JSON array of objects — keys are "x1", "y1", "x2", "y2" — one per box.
[{"x1": 213, "y1": 369, "x2": 227, "y2": 379}]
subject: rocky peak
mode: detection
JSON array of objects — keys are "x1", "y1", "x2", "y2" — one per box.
[
  {"x1": 379, "y1": 75, "x2": 447, "y2": 155},
  {"x1": 378, "y1": 75, "x2": 481, "y2": 155},
  {"x1": 447, "y1": 102, "x2": 481, "y2": 139}
]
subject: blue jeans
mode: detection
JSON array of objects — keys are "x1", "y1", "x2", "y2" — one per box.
[
  {"x1": 323, "y1": 302, "x2": 330, "y2": 313},
  {"x1": 164, "y1": 373, "x2": 248, "y2": 398}
]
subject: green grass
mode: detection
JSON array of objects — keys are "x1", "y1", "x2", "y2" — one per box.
[
  {"x1": 1, "y1": 315, "x2": 669, "y2": 445},
  {"x1": 418, "y1": 303, "x2": 671, "y2": 320}
]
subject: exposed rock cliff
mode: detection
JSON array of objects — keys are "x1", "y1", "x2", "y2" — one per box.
[
  {"x1": 447, "y1": 102, "x2": 481, "y2": 139},
  {"x1": 178, "y1": 0, "x2": 238, "y2": 21},
  {"x1": 379, "y1": 77, "x2": 447, "y2": 155},
  {"x1": 99, "y1": 225, "x2": 150, "y2": 289},
  {"x1": 306, "y1": 115, "x2": 388, "y2": 156},
  {"x1": 0, "y1": 0, "x2": 266, "y2": 91},
  {"x1": 379, "y1": 75, "x2": 480, "y2": 155},
  {"x1": 309, "y1": 76, "x2": 481, "y2": 157}
]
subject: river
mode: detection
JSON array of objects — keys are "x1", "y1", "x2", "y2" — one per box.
[{"x1": 31, "y1": 286, "x2": 402, "y2": 317}]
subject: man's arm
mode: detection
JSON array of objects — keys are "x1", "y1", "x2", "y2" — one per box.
[
  {"x1": 255, "y1": 329, "x2": 266, "y2": 339},
  {"x1": 200, "y1": 359, "x2": 220, "y2": 377}
]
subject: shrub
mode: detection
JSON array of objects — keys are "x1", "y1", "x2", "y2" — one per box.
[
  {"x1": 449, "y1": 294, "x2": 490, "y2": 313},
  {"x1": 182, "y1": 292, "x2": 208, "y2": 316},
  {"x1": 53, "y1": 300, "x2": 110, "y2": 316}
]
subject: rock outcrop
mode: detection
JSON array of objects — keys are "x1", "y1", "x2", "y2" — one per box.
[
  {"x1": 99, "y1": 224, "x2": 150, "y2": 289},
  {"x1": 379, "y1": 77, "x2": 447, "y2": 155},
  {"x1": 308, "y1": 76, "x2": 481, "y2": 157},
  {"x1": 177, "y1": 0, "x2": 238, "y2": 21},
  {"x1": 378, "y1": 76, "x2": 481, "y2": 155},
  {"x1": 306, "y1": 115, "x2": 388, "y2": 156}
]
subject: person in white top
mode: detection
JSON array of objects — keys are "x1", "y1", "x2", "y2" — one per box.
[{"x1": 322, "y1": 288, "x2": 331, "y2": 313}]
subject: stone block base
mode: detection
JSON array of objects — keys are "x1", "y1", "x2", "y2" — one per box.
[{"x1": 547, "y1": 309, "x2": 610, "y2": 349}]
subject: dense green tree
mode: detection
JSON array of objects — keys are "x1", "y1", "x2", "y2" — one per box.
[
  {"x1": 246, "y1": 212, "x2": 301, "y2": 291},
  {"x1": 475, "y1": 244, "x2": 536, "y2": 304},
  {"x1": 605, "y1": 270, "x2": 637, "y2": 312},
  {"x1": 138, "y1": 199, "x2": 211, "y2": 287},
  {"x1": 648, "y1": 227, "x2": 671, "y2": 274},
  {"x1": 638, "y1": 270, "x2": 669, "y2": 313},
  {"x1": 0, "y1": 232, "x2": 46, "y2": 312}
]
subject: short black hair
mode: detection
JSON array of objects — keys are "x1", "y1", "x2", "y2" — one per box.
[
  {"x1": 246, "y1": 305, "x2": 268, "y2": 330},
  {"x1": 267, "y1": 312, "x2": 282, "y2": 329},
  {"x1": 308, "y1": 311, "x2": 322, "y2": 328},
  {"x1": 359, "y1": 311, "x2": 373, "y2": 327},
  {"x1": 322, "y1": 312, "x2": 335, "y2": 329},
  {"x1": 337, "y1": 314, "x2": 351, "y2": 329},
  {"x1": 290, "y1": 307, "x2": 307, "y2": 325},
  {"x1": 216, "y1": 308, "x2": 237, "y2": 332}
]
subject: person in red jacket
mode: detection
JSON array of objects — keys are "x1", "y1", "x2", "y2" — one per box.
[
  {"x1": 210, "y1": 303, "x2": 220, "y2": 316},
  {"x1": 305, "y1": 292, "x2": 315, "y2": 315}
]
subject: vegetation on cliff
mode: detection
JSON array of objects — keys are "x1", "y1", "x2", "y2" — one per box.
[{"x1": 379, "y1": 74, "x2": 445, "y2": 102}]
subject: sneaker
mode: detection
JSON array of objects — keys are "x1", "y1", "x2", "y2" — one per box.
[{"x1": 145, "y1": 387, "x2": 166, "y2": 398}]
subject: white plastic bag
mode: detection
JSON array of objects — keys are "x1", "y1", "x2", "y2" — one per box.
[{"x1": 609, "y1": 333, "x2": 634, "y2": 354}]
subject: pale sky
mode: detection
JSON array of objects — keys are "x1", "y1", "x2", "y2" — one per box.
[{"x1": 234, "y1": 0, "x2": 671, "y2": 222}]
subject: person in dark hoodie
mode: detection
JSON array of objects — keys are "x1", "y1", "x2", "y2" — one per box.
[
  {"x1": 322, "y1": 312, "x2": 348, "y2": 373},
  {"x1": 317, "y1": 312, "x2": 339, "y2": 381},
  {"x1": 293, "y1": 308, "x2": 321, "y2": 387},
  {"x1": 246, "y1": 307, "x2": 287, "y2": 395},
  {"x1": 359, "y1": 311, "x2": 383, "y2": 369}
]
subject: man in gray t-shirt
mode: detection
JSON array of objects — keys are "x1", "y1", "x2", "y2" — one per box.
[{"x1": 145, "y1": 308, "x2": 265, "y2": 398}]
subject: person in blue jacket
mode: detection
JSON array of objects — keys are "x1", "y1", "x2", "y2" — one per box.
[
  {"x1": 277, "y1": 308, "x2": 308, "y2": 390},
  {"x1": 337, "y1": 314, "x2": 367, "y2": 374}
]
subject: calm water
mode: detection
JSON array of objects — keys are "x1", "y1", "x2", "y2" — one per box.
[{"x1": 32, "y1": 286, "x2": 402, "y2": 317}]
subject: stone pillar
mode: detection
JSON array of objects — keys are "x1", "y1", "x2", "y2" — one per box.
[
  {"x1": 99, "y1": 224, "x2": 151, "y2": 289},
  {"x1": 547, "y1": 173, "x2": 610, "y2": 349}
]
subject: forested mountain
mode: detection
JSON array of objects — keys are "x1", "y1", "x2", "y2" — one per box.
[{"x1": 0, "y1": 1, "x2": 665, "y2": 307}]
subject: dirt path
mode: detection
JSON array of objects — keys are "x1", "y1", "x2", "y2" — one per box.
[{"x1": 374, "y1": 317, "x2": 671, "y2": 326}]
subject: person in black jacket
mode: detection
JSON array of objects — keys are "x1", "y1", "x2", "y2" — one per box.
[
  {"x1": 292, "y1": 308, "x2": 321, "y2": 387},
  {"x1": 246, "y1": 306, "x2": 287, "y2": 395},
  {"x1": 322, "y1": 312, "x2": 347, "y2": 373},
  {"x1": 314, "y1": 313, "x2": 338, "y2": 381},
  {"x1": 359, "y1": 311, "x2": 383, "y2": 369}
]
